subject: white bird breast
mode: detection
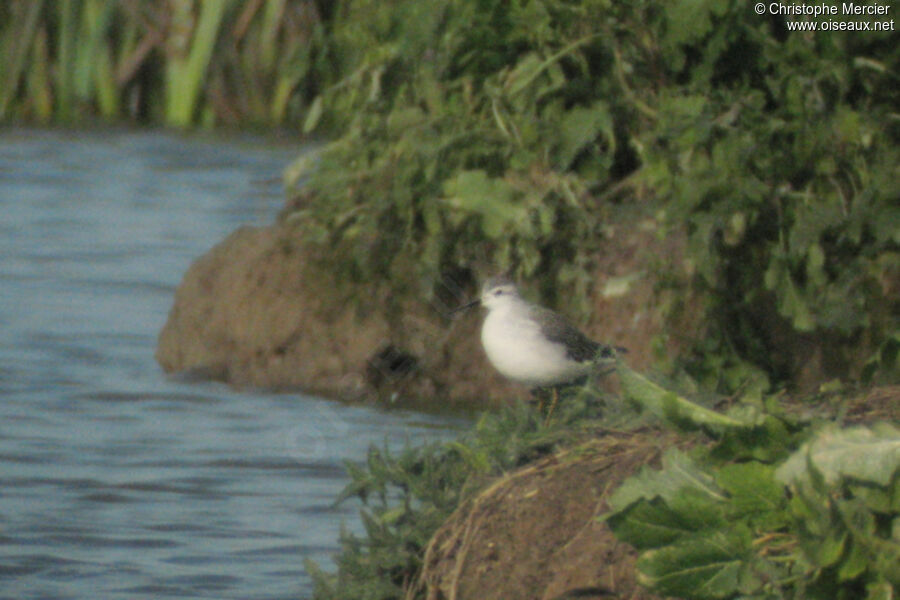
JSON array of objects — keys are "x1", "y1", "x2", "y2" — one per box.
[{"x1": 480, "y1": 302, "x2": 591, "y2": 387}]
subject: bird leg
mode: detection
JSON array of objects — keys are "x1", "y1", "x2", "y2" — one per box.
[
  {"x1": 531, "y1": 387, "x2": 554, "y2": 422},
  {"x1": 544, "y1": 387, "x2": 559, "y2": 424},
  {"x1": 533, "y1": 387, "x2": 546, "y2": 415}
]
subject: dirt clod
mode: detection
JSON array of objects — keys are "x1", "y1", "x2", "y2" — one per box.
[{"x1": 408, "y1": 432, "x2": 675, "y2": 600}]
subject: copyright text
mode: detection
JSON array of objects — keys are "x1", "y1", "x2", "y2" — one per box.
[{"x1": 755, "y1": 2, "x2": 894, "y2": 31}]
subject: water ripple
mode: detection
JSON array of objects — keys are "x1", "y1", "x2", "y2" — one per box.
[{"x1": 0, "y1": 129, "x2": 466, "y2": 600}]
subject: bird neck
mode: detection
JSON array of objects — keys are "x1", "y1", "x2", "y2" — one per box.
[{"x1": 487, "y1": 296, "x2": 531, "y2": 320}]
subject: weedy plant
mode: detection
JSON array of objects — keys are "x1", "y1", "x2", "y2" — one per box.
[
  {"x1": 286, "y1": 0, "x2": 898, "y2": 391},
  {"x1": 308, "y1": 364, "x2": 898, "y2": 599},
  {"x1": 305, "y1": 389, "x2": 612, "y2": 599},
  {"x1": 605, "y1": 365, "x2": 900, "y2": 600},
  {"x1": 3, "y1": 1, "x2": 895, "y2": 388}
]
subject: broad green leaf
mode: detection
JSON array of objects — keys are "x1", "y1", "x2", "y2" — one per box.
[
  {"x1": 608, "y1": 497, "x2": 700, "y2": 549},
  {"x1": 837, "y1": 497, "x2": 877, "y2": 538},
  {"x1": 788, "y1": 487, "x2": 832, "y2": 538},
  {"x1": 636, "y1": 527, "x2": 753, "y2": 599},
  {"x1": 555, "y1": 101, "x2": 614, "y2": 169},
  {"x1": 715, "y1": 462, "x2": 787, "y2": 527},
  {"x1": 609, "y1": 487, "x2": 727, "y2": 549},
  {"x1": 657, "y1": 94, "x2": 708, "y2": 132},
  {"x1": 776, "y1": 424, "x2": 900, "y2": 488},
  {"x1": 863, "y1": 331, "x2": 900, "y2": 384},
  {"x1": 712, "y1": 415, "x2": 796, "y2": 463},
  {"x1": 602, "y1": 271, "x2": 643, "y2": 298},
  {"x1": 866, "y1": 579, "x2": 895, "y2": 600},
  {"x1": 838, "y1": 537, "x2": 869, "y2": 582},
  {"x1": 848, "y1": 482, "x2": 895, "y2": 514},
  {"x1": 442, "y1": 170, "x2": 525, "y2": 238},
  {"x1": 875, "y1": 538, "x2": 900, "y2": 586},
  {"x1": 662, "y1": 0, "x2": 727, "y2": 47},
  {"x1": 808, "y1": 530, "x2": 847, "y2": 569},
  {"x1": 618, "y1": 364, "x2": 752, "y2": 430},
  {"x1": 764, "y1": 255, "x2": 818, "y2": 332},
  {"x1": 668, "y1": 487, "x2": 728, "y2": 530},
  {"x1": 608, "y1": 448, "x2": 725, "y2": 511}
]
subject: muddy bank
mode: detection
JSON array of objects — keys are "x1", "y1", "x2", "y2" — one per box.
[
  {"x1": 155, "y1": 213, "x2": 689, "y2": 406},
  {"x1": 409, "y1": 431, "x2": 676, "y2": 600},
  {"x1": 155, "y1": 217, "x2": 898, "y2": 599},
  {"x1": 155, "y1": 206, "x2": 864, "y2": 406},
  {"x1": 156, "y1": 225, "x2": 508, "y2": 406},
  {"x1": 404, "y1": 386, "x2": 900, "y2": 600}
]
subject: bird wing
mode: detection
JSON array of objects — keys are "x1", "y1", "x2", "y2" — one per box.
[{"x1": 531, "y1": 305, "x2": 606, "y2": 363}]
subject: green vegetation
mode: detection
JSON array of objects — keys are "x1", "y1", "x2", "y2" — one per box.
[
  {"x1": 289, "y1": 0, "x2": 900, "y2": 391},
  {"x1": 4, "y1": 0, "x2": 896, "y2": 389},
  {"x1": 0, "y1": 0, "x2": 328, "y2": 126},
  {"x1": 607, "y1": 368, "x2": 900, "y2": 600},
  {"x1": 306, "y1": 382, "x2": 616, "y2": 599},
  {"x1": 309, "y1": 365, "x2": 900, "y2": 599},
  {"x1": 6, "y1": 5, "x2": 896, "y2": 596},
  {"x1": 284, "y1": 0, "x2": 898, "y2": 390}
]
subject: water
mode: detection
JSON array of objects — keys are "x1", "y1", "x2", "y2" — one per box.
[{"x1": 0, "y1": 129, "x2": 463, "y2": 599}]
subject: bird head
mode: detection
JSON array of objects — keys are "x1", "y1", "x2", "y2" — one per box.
[{"x1": 450, "y1": 274, "x2": 520, "y2": 314}]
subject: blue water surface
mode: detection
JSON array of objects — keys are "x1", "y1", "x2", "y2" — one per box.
[{"x1": 0, "y1": 129, "x2": 462, "y2": 600}]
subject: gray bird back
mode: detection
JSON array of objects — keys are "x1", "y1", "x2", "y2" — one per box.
[{"x1": 530, "y1": 305, "x2": 602, "y2": 363}]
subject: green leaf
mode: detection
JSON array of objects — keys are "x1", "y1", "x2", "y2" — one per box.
[
  {"x1": 712, "y1": 414, "x2": 797, "y2": 463},
  {"x1": 716, "y1": 462, "x2": 787, "y2": 527},
  {"x1": 806, "y1": 243, "x2": 827, "y2": 288},
  {"x1": 442, "y1": 170, "x2": 525, "y2": 238},
  {"x1": 863, "y1": 331, "x2": 900, "y2": 384},
  {"x1": 302, "y1": 95, "x2": 324, "y2": 133},
  {"x1": 555, "y1": 101, "x2": 614, "y2": 169},
  {"x1": 609, "y1": 448, "x2": 726, "y2": 511},
  {"x1": 784, "y1": 276, "x2": 816, "y2": 333},
  {"x1": 838, "y1": 537, "x2": 870, "y2": 582},
  {"x1": 610, "y1": 487, "x2": 728, "y2": 549},
  {"x1": 617, "y1": 364, "x2": 755, "y2": 430},
  {"x1": 837, "y1": 497, "x2": 877, "y2": 538},
  {"x1": 865, "y1": 579, "x2": 895, "y2": 600},
  {"x1": 386, "y1": 105, "x2": 426, "y2": 132},
  {"x1": 421, "y1": 201, "x2": 442, "y2": 236},
  {"x1": 608, "y1": 497, "x2": 701, "y2": 549},
  {"x1": 848, "y1": 481, "x2": 895, "y2": 513},
  {"x1": 636, "y1": 527, "x2": 753, "y2": 599},
  {"x1": 378, "y1": 505, "x2": 407, "y2": 526},
  {"x1": 776, "y1": 424, "x2": 900, "y2": 488},
  {"x1": 504, "y1": 52, "x2": 547, "y2": 97},
  {"x1": 810, "y1": 530, "x2": 847, "y2": 569}
]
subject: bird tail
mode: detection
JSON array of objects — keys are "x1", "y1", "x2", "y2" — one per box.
[
  {"x1": 592, "y1": 344, "x2": 624, "y2": 378},
  {"x1": 594, "y1": 344, "x2": 626, "y2": 360}
]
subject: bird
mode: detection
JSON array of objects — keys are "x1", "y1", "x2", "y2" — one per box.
[{"x1": 454, "y1": 275, "x2": 620, "y2": 419}]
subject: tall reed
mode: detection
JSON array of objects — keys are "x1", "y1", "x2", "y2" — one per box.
[{"x1": 0, "y1": 0, "x2": 326, "y2": 128}]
